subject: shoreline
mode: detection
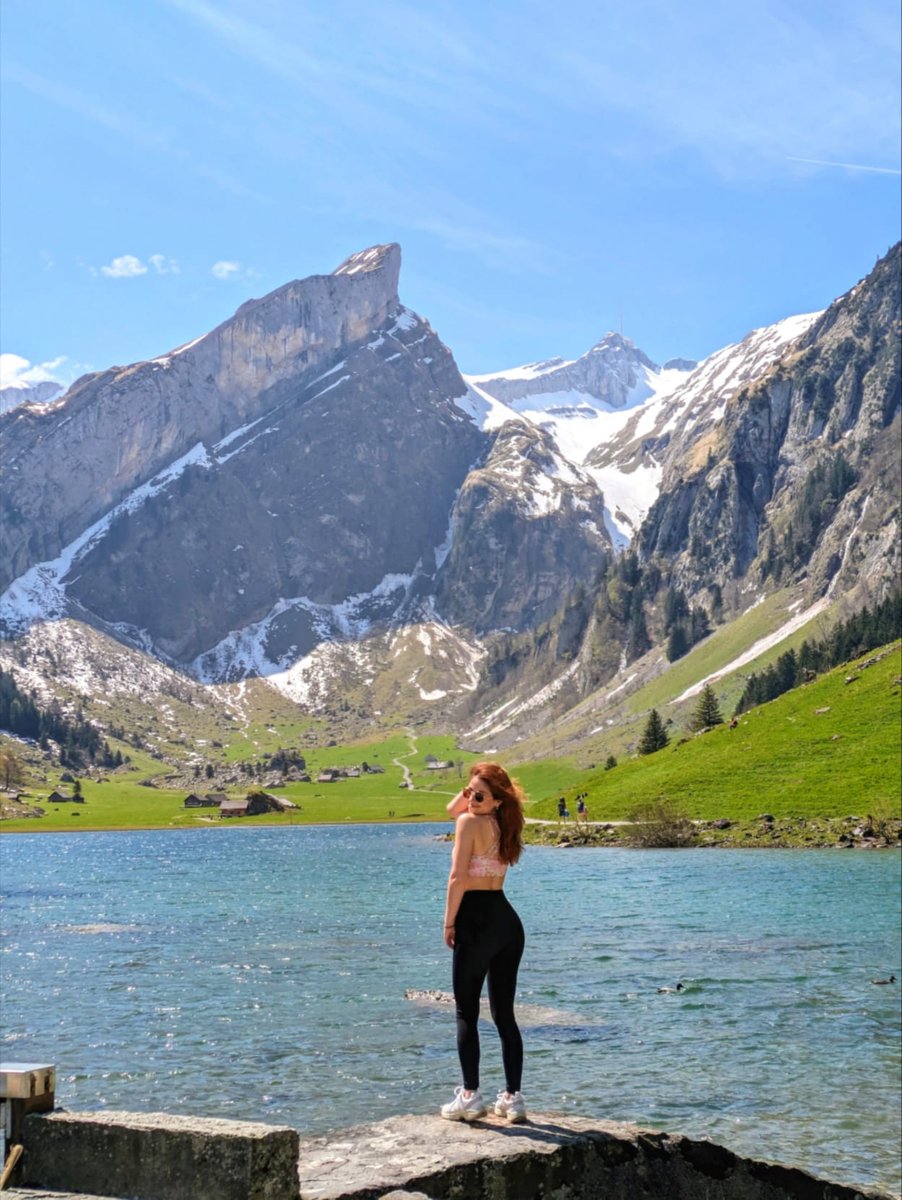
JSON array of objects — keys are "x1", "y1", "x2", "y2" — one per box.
[{"x1": 1, "y1": 813, "x2": 899, "y2": 849}]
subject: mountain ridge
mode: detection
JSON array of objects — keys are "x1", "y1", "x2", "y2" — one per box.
[{"x1": 0, "y1": 241, "x2": 898, "y2": 758}]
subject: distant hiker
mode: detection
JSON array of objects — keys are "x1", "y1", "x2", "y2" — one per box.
[
  {"x1": 557, "y1": 796, "x2": 569, "y2": 820},
  {"x1": 577, "y1": 796, "x2": 587, "y2": 822},
  {"x1": 441, "y1": 763, "x2": 527, "y2": 1124}
]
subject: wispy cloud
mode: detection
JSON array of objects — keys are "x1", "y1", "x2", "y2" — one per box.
[
  {"x1": 2, "y1": 59, "x2": 261, "y2": 201},
  {"x1": 100, "y1": 255, "x2": 148, "y2": 279},
  {"x1": 786, "y1": 157, "x2": 901, "y2": 176},
  {"x1": 211, "y1": 260, "x2": 241, "y2": 280},
  {"x1": 511, "y1": 0, "x2": 901, "y2": 179},
  {"x1": 0, "y1": 353, "x2": 67, "y2": 389},
  {"x1": 149, "y1": 254, "x2": 181, "y2": 274},
  {"x1": 2, "y1": 60, "x2": 172, "y2": 151}
]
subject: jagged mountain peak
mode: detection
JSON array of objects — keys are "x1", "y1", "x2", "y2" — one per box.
[
  {"x1": 333, "y1": 242, "x2": 401, "y2": 280},
  {"x1": 0, "y1": 245, "x2": 417, "y2": 592},
  {"x1": 583, "y1": 330, "x2": 658, "y2": 370},
  {"x1": 640, "y1": 244, "x2": 900, "y2": 614},
  {"x1": 0, "y1": 378, "x2": 64, "y2": 414}
]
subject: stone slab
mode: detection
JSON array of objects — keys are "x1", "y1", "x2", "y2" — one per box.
[
  {"x1": 5, "y1": 1191, "x2": 121, "y2": 1200},
  {"x1": 297, "y1": 1112, "x2": 895, "y2": 1200},
  {"x1": 22, "y1": 1109, "x2": 300, "y2": 1200}
]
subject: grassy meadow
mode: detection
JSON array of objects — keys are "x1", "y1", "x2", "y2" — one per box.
[{"x1": 536, "y1": 642, "x2": 902, "y2": 822}]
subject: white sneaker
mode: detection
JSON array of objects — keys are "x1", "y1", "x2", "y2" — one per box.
[
  {"x1": 494, "y1": 1090, "x2": 527, "y2": 1123},
  {"x1": 440, "y1": 1086, "x2": 487, "y2": 1121}
]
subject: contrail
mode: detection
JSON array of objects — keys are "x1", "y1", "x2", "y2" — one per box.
[{"x1": 787, "y1": 156, "x2": 901, "y2": 176}]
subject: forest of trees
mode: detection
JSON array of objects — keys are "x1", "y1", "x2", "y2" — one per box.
[
  {"x1": 232, "y1": 748, "x2": 307, "y2": 777},
  {"x1": 761, "y1": 450, "x2": 858, "y2": 581},
  {"x1": 734, "y1": 591, "x2": 901, "y2": 715},
  {"x1": 663, "y1": 584, "x2": 712, "y2": 662},
  {"x1": 0, "y1": 669, "x2": 125, "y2": 770}
]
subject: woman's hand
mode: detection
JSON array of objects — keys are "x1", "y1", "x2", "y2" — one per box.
[
  {"x1": 444, "y1": 923, "x2": 455, "y2": 949},
  {"x1": 447, "y1": 791, "x2": 469, "y2": 817}
]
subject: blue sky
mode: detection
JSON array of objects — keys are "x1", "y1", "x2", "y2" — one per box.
[{"x1": 1, "y1": 0, "x2": 900, "y2": 390}]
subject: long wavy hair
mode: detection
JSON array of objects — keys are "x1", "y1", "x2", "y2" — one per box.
[{"x1": 470, "y1": 761, "x2": 525, "y2": 865}]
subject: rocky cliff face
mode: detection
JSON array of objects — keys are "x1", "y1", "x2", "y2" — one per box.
[
  {"x1": 1, "y1": 246, "x2": 498, "y2": 666},
  {"x1": 435, "y1": 419, "x2": 611, "y2": 631},
  {"x1": 0, "y1": 245, "x2": 406, "y2": 591},
  {"x1": 638, "y1": 244, "x2": 901, "y2": 612}
]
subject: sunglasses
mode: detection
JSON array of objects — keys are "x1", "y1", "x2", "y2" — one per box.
[{"x1": 463, "y1": 786, "x2": 491, "y2": 803}]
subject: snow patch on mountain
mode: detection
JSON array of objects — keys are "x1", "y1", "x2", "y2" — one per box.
[
  {"x1": 464, "y1": 661, "x2": 580, "y2": 741},
  {"x1": 459, "y1": 338, "x2": 694, "y2": 545},
  {"x1": 673, "y1": 595, "x2": 830, "y2": 703},
  {"x1": 0, "y1": 442, "x2": 213, "y2": 634},
  {"x1": 192, "y1": 571, "x2": 417, "y2": 683},
  {"x1": 674, "y1": 311, "x2": 821, "y2": 429}
]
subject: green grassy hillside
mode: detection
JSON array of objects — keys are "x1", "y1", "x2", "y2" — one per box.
[{"x1": 532, "y1": 642, "x2": 901, "y2": 821}]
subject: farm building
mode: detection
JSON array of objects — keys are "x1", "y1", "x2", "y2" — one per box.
[
  {"x1": 47, "y1": 790, "x2": 84, "y2": 804},
  {"x1": 183, "y1": 793, "x2": 222, "y2": 808},
  {"x1": 220, "y1": 798, "x2": 248, "y2": 818},
  {"x1": 221, "y1": 792, "x2": 300, "y2": 817}
]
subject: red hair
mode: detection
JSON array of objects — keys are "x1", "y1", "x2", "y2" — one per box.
[{"x1": 469, "y1": 761, "x2": 525, "y2": 865}]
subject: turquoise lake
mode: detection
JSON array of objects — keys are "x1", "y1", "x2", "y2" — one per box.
[{"x1": 2, "y1": 826, "x2": 900, "y2": 1194}]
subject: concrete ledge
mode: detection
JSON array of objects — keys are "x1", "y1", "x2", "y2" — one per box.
[
  {"x1": 21, "y1": 1109, "x2": 300, "y2": 1200},
  {"x1": 297, "y1": 1113, "x2": 896, "y2": 1200},
  {"x1": 5, "y1": 1191, "x2": 117, "y2": 1199},
  {"x1": 13, "y1": 1108, "x2": 896, "y2": 1200}
]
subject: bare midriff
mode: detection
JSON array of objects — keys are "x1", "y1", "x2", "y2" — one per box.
[{"x1": 462, "y1": 877, "x2": 506, "y2": 892}]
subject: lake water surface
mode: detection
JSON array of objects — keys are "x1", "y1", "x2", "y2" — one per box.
[{"x1": 2, "y1": 826, "x2": 900, "y2": 1194}]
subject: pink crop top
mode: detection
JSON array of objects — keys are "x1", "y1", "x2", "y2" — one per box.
[{"x1": 468, "y1": 829, "x2": 506, "y2": 878}]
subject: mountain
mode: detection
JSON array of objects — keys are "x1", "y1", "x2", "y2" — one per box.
[
  {"x1": 0, "y1": 377, "x2": 63, "y2": 414},
  {"x1": 458, "y1": 245, "x2": 900, "y2": 753},
  {"x1": 583, "y1": 315, "x2": 821, "y2": 542},
  {"x1": 639, "y1": 244, "x2": 901, "y2": 616},
  {"x1": 462, "y1": 334, "x2": 695, "y2": 545},
  {"x1": 0, "y1": 242, "x2": 898, "y2": 763},
  {"x1": 0, "y1": 244, "x2": 609, "y2": 686}
]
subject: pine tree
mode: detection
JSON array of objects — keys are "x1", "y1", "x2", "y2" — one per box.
[
  {"x1": 604, "y1": 754, "x2": 617, "y2": 770},
  {"x1": 627, "y1": 592, "x2": 650, "y2": 660},
  {"x1": 638, "y1": 709, "x2": 669, "y2": 755},
  {"x1": 690, "y1": 684, "x2": 723, "y2": 731},
  {"x1": 689, "y1": 606, "x2": 711, "y2": 644},
  {"x1": 667, "y1": 624, "x2": 689, "y2": 662},
  {"x1": 664, "y1": 587, "x2": 688, "y2": 632}
]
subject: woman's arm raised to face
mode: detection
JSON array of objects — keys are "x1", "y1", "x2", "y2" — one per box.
[
  {"x1": 447, "y1": 789, "x2": 469, "y2": 817},
  {"x1": 443, "y1": 814, "x2": 476, "y2": 947}
]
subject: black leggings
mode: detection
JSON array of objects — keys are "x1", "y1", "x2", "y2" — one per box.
[{"x1": 452, "y1": 890, "x2": 525, "y2": 1093}]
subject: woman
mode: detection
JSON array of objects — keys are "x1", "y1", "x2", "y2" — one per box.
[{"x1": 441, "y1": 762, "x2": 526, "y2": 1123}]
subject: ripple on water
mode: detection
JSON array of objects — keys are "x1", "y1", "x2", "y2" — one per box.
[{"x1": 0, "y1": 828, "x2": 899, "y2": 1194}]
